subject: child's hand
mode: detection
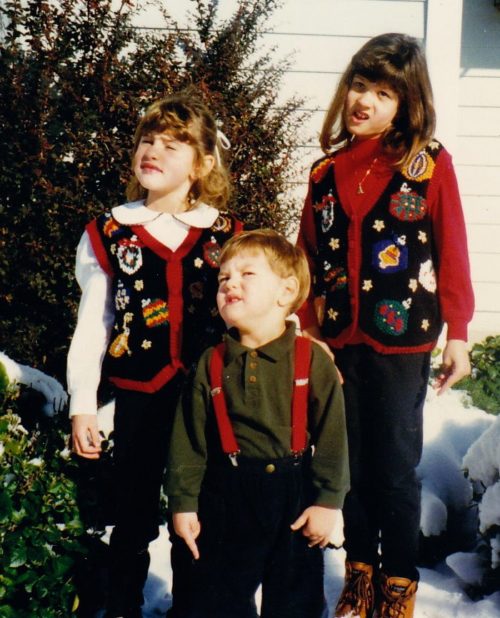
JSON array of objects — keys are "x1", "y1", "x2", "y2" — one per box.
[
  {"x1": 434, "y1": 339, "x2": 471, "y2": 395},
  {"x1": 301, "y1": 325, "x2": 334, "y2": 360},
  {"x1": 290, "y1": 506, "x2": 343, "y2": 549},
  {"x1": 173, "y1": 512, "x2": 201, "y2": 560},
  {"x1": 71, "y1": 414, "x2": 102, "y2": 459},
  {"x1": 301, "y1": 325, "x2": 344, "y2": 383}
]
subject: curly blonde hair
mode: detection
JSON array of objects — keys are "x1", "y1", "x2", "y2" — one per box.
[{"x1": 126, "y1": 91, "x2": 231, "y2": 209}]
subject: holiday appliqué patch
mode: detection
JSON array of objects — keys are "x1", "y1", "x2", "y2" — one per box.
[
  {"x1": 103, "y1": 217, "x2": 121, "y2": 238},
  {"x1": 311, "y1": 156, "x2": 335, "y2": 183},
  {"x1": 372, "y1": 237, "x2": 408, "y2": 273},
  {"x1": 402, "y1": 150, "x2": 435, "y2": 182},
  {"x1": 115, "y1": 281, "x2": 131, "y2": 311},
  {"x1": 142, "y1": 298, "x2": 170, "y2": 328},
  {"x1": 390, "y1": 184, "x2": 428, "y2": 221},
  {"x1": 418, "y1": 259, "x2": 437, "y2": 293},
  {"x1": 211, "y1": 214, "x2": 232, "y2": 233},
  {"x1": 109, "y1": 312, "x2": 133, "y2": 357},
  {"x1": 323, "y1": 264, "x2": 347, "y2": 290},
  {"x1": 374, "y1": 299, "x2": 408, "y2": 336},
  {"x1": 117, "y1": 236, "x2": 144, "y2": 275},
  {"x1": 189, "y1": 281, "x2": 204, "y2": 300},
  {"x1": 203, "y1": 236, "x2": 222, "y2": 268},
  {"x1": 314, "y1": 192, "x2": 336, "y2": 233}
]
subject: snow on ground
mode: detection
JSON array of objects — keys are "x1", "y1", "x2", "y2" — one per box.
[
  {"x1": 418, "y1": 388, "x2": 493, "y2": 539},
  {"x1": 100, "y1": 387, "x2": 500, "y2": 617},
  {"x1": 143, "y1": 530, "x2": 500, "y2": 618}
]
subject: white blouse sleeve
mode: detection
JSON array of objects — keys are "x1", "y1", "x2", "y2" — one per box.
[{"x1": 67, "y1": 231, "x2": 114, "y2": 416}]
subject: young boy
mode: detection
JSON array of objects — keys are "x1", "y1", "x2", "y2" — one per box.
[{"x1": 166, "y1": 229, "x2": 349, "y2": 618}]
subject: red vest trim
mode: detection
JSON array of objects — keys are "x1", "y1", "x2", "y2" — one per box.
[
  {"x1": 86, "y1": 218, "x2": 114, "y2": 277},
  {"x1": 86, "y1": 210, "x2": 241, "y2": 392}
]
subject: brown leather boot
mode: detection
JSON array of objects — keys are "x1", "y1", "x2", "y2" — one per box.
[
  {"x1": 374, "y1": 574, "x2": 418, "y2": 618},
  {"x1": 334, "y1": 561, "x2": 375, "y2": 618}
]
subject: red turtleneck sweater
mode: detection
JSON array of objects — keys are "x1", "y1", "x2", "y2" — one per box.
[{"x1": 297, "y1": 137, "x2": 474, "y2": 348}]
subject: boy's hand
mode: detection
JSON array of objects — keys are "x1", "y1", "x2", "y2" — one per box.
[
  {"x1": 434, "y1": 339, "x2": 471, "y2": 396},
  {"x1": 71, "y1": 414, "x2": 102, "y2": 459},
  {"x1": 173, "y1": 512, "x2": 201, "y2": 560},
  {"x1": 291, "y1": 506, "x2": 344, "y2": 549}
]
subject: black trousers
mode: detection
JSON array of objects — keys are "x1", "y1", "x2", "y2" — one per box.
[
  {"x1": 334, "y1": 344, "x2": 430, "y2": 581},
  {"x1": 106, "y1": 376, "x2": 185, "y2": 614},
  {"x1": 187, "y1": 455, "x2": 326, "y2": 618}
]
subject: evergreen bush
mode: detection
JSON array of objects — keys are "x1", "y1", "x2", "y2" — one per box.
[
  {"x1": 0, "y1": 0, "x2": 306, "y2": 378},
  {"x1": 0, "y1": 378, "x2": 85, "y2": 617},
  {"x1": 454, "y1": 335, "x2": 500, "y2": 415},
  {"x1": 0, "y1": 2, "x2": 308, "y2": 612}
]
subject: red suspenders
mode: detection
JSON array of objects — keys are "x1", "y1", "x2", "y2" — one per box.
[
  {"x1": 209, "y1": 336, "x2": 312, "y2": 465},
  {"x1": 291, "y1": 336, "x2": 312, "y2": 454},
  {"x1": 209, "y1": 342, "x2": 240, "y2": 458}
]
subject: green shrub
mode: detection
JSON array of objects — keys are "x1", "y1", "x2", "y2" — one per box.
[
  {"x1": 454, "y1": 335, "x2": 500, "y2": 415},
  {"x1": 0, "y1": 388, "x2": 85, "y2": 617},
  {"x1": 0, "y1": 2, "x2": 308, "y2": 608},
  {"x1": 0, "y1": 0, "x2": 307, "y2": 377},
  {"x1": 0, "y1": 363, "x2": 9, "y2": 397}
]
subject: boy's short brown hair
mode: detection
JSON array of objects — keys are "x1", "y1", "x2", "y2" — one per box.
[{"x1": 219, "y1": 229, "x2": 311, "y2": 315}]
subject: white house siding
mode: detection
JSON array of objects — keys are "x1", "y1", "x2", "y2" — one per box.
[
  {"x1": 137, "y1": 0, "x2": 499, "y2": 338},
  {"x1": 268, "y1": 0, "x2": 427, "y2": 184},
  {"x1": 454, "y1": 0, "x2": 500, "y2": 339}
]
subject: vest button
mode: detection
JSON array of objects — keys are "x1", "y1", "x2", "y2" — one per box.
[
  {"x1": 249, "y1": 351, "x2": 258, "y2": 358},
  {"x1": 265, "y1": 463, "x2": 276, "y2": 474},
  {"x1": 249, "y1": 375, "x2": 257, "y2": 383},
  {"x1": 249, "y1": 361, "x2": 257, "y2": 369}
]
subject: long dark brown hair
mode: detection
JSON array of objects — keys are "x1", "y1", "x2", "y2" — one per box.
[{"x1": 320, "y1": 33, "x2": 436, "y2": 168}]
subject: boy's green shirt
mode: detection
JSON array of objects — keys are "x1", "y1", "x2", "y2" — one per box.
[{"x1": 166, "y1": 322, "x2": 350, "y2": 513}]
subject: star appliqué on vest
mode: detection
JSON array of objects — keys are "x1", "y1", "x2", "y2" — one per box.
[{"x1": 327, "y1": 308, "x2": 339, "y2": 321}]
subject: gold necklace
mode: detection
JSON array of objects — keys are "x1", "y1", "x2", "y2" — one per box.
[{"x1": 357, "y1": 157, "x2": 378, "y2": 194}]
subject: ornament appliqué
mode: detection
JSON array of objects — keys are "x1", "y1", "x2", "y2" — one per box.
[
  {"x1": 142, "y1": 298, "x2": 170, "y2": 328},
  {"x1": 374, "y1": 300, "x2": 408, "y2": 336},
  {"x1": 402, "y1": 150, "x2": 435, "y2": 182},
  {"x1": 117, "y1": 236, "x2": 144, "y2": 275}
]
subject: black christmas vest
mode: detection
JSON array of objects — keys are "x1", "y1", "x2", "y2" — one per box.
[
  {"x1": 310, "y1": 141, "x2": 443, "y2": 351},
  {"x1": 87, "y1": 210, "x2": 241, "y2": 392}
]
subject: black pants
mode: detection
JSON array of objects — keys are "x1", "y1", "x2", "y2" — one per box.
[
  {"x1": 187, "y1": 455, "x2": 325, "y2": 618},
  {"x1": 106, "y1": 376, "x2": 185, "y2": 615},
  {"x1": 334, "y1": 345, "x2": 430, "y2": 581}
]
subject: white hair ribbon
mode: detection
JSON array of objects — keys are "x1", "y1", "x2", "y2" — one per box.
[{"x1": 215, "y1": 129, "x2": 231, "y2": 165}]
